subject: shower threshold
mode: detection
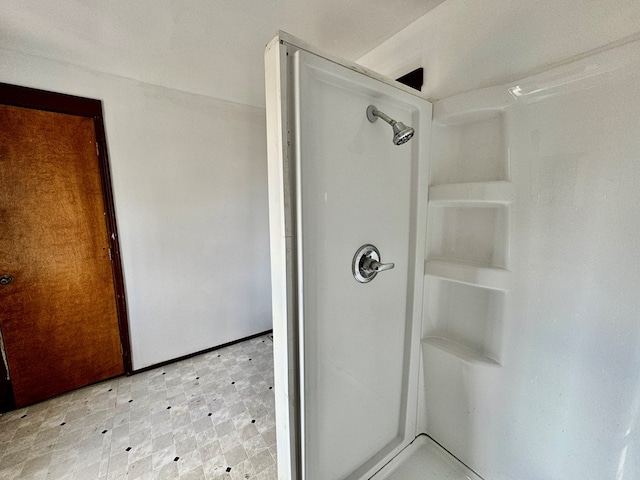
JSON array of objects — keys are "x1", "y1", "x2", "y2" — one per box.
[{"x1": 371, "y1": 435, "x2": 483, "y2": 480}]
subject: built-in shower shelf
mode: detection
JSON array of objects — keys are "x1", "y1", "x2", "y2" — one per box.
[
  {"x1": 428, "y1": 181, "x2": 514, "y2": 206},
  {"x1": 432, "y1": 85, "x2": 513, "y2": 126},
  {"x1": 424, "y1": 259, "x2": 510, "y2": 291},
  {"x1": 423, "y1": 336, "x2": 501, "y2": 367}
]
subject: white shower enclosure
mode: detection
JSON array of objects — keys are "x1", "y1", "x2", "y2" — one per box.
[
  {"x1": 265, "y1": 31, "x2": 640, "y2": 479},
  {"x1": 265, "y1": 31, "x2": 453, "y2": 479}
]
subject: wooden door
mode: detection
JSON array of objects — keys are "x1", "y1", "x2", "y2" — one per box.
[{"x1": 0, "y1": 99, "x2": 126, "y2": 408}]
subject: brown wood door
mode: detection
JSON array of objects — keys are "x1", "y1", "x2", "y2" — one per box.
[{"x1": 0, "y1": 104, "x2": 124, "y2": 407}]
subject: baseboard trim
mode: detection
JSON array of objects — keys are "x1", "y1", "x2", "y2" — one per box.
[{"x1": 131, "y1": 330, "x2": 273, "y2": 375}]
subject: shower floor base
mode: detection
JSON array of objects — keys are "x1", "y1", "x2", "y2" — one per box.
[{"x1": 371, "y1": 435, "x2": 482, "y2": 480}]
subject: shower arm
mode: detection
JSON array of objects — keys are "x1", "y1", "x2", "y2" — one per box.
[{"x1": 368, "y1": 107, "x2": 396, "y2": 126}]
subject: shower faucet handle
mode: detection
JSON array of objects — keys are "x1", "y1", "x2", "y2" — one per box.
[
  {"x1": 352, "y1": 244, "x2": 395, "y2": 283},
  {"x1": 364, "y1": 257, "x2": 395, "y2": 273}
]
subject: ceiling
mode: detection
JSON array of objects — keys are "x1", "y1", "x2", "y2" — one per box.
[{"x1": 0, "y1": 0, "x2": 444, "y2": 107}]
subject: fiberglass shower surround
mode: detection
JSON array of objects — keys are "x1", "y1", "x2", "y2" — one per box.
[{"x1": 266, "y1": 30, "x2": 640, "y2": 480}]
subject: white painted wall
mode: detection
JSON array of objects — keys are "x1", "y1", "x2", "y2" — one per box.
[
  {"x1": 360, "y1": 1, "x2": 640, "y2": 479},
  {"x1": 0, "y1": 0, "x2": 445, "y2": 108},
  {"x1": 0, "y1": 48, "x2": 272, "y2": 370}
]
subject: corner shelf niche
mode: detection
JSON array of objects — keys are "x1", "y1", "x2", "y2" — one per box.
[
  {"x1": 424, "y1": 102, "x2": 511, "y2": 366},
  {"x1": 430, "y1": 111, "x2": 508, "y2": 186},
  {"x1": 425, "y1": 180, "x2": 513, "y2": 291},
  {"x1": 422, "y1": 336, "x2": 500, "y2": 367},
  {"x1": 424, "y1": 259, "x2": 509, "y2": 292},
  {"x1": 422, "y1": 277, "x2": 505, "y2": 365}
]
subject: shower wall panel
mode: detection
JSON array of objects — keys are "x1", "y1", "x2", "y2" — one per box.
[
  {"x1": 292, "y1": 50, "x2": 430, "y2": 479},
  {"x1": 266, "y1": 34, "x2": 432, "y2": 479},
  {"x1": 420, "y1": 42, "x2": 640, "y2": 479},
  {"x1": 357, "y1": 4, "x2": 640, "y2": 475}
]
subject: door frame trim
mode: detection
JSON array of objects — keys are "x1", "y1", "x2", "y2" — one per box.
[{"x1": 0, "y1": 82, "x2": 133, "y2": 376}]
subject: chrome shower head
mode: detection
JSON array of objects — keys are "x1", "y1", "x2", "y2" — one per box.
[
  {"x1": 392, "y1": 122, "x2": 414, "y2": 145},
  {"x1": 366, "y1": 105, "x2": 415, "y2": 146}
]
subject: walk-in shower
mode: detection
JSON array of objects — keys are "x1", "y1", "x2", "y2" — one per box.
[{"x1": 366, "y1": 104, "x2": 415, "y2": 145}]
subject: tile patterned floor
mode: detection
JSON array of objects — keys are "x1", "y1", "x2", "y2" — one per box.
[{"x1": 0, "y1": 334, "x2": 276, "y2": 479}]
